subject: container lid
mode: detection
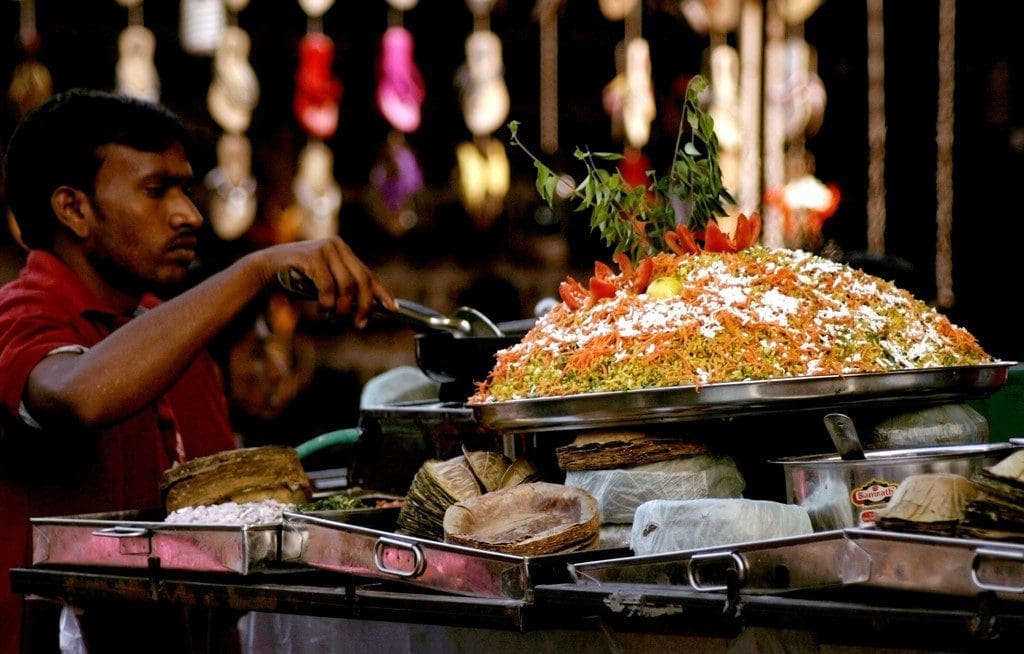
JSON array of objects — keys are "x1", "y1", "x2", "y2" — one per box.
[{"x1": 769, "y1": 441, "x2": 1020, "y2": 467}]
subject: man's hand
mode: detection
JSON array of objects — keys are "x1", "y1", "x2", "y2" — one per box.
[{"x1": 249, "y1": 236, "x2": 397, "y2": 328}]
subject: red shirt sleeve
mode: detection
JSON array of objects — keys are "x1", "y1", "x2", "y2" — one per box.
[{"x1": 0, "y1": 293, "x2": 93, "y2": 426}]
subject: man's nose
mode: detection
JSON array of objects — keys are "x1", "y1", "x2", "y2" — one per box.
[{"x1": 169, "y1": 190, "x2": 204, "y2": 229}]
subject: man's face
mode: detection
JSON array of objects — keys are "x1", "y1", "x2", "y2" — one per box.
[{"x1": 85, "y1": 142, "x2": 203, "y2": 291}]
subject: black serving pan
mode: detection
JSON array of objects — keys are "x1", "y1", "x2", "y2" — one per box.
[
  {"x1": 414, "y1": 330, "x2": 524, "y2": 402},
  {"x1": 414, "y1": 332, "x2": 520, "y2": 385}
]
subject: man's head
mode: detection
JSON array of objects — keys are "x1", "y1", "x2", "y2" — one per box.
[{"x1": 3, "y1": 89, "x2": 191, "y2": 251}]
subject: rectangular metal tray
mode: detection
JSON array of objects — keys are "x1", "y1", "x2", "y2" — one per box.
[
  {"x1": 282, "y1": 511, "x2": 630, "y2": 600},
  {"x1": 31, "y1": 508, "x2": 282, "y2": 575},
  {"x1": 472, "y1": 362, "x2": 1014, "y2": 433},
  {"x1": 846, "y1": 527, "x2": 1024, "y2": 602},
  {"x1": 567, "y1": 528, "x2": 1024, "y2": 603},
  {"x1": 568, "y1": 530, "x2": 864, "y2": 594}
]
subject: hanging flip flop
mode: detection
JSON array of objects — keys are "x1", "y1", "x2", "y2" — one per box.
[
  {"x1": 293, "y1": 141, "x2": 342, "y2": 241},
  {"x1": 779, "y1": 0, "x2": 822, "y2": 24},
  {"x1": 617, "y1": 147, "x2": 651, "y2": 189},
  {"x1": 376, "y1": 26, "x2": 426, "y2": 133},
  {"x1": 179, "y1": 0, "x2": 225, "y2": 56},
  {"x1": 466, "y1": 0, "x2": 496, "y2": 16},
  {"x1": 461, "y1": 30, "x2": 510, "y2": 137},
  {"x1": 484, "y1": 138, "x2": 509, "y2": 204},
  {"x1": 8, "y1": 0, "x2": 51, "y2": 119},
  {"x1": 622, "y1": 37, "x2": 655, "y2": 149},
  {"x1": 294, "y1": 32, "x2": 343, "y2": 139},
  {"x1": 117, "y1": 24, "x2": 160, "y2": 103},
  {"x1": 599, "y1": 0, "x2": 639, "y2": 21},
  {"x1": 455, "y1": 138, "x2": 508, "y2": 229},
  {"x1": 456, "y1": 141, "x2": 488, "y2": 219},
  {"x1": 208, "y1": 26, "x2": 260, "y2": 134},
  {"x1": 707, "y1": 44, "x2": 742, "y2": 195},
  {"x1": 298, "y1": 0, "x2": 334, "y2": 18},
  {"x1": 206, "y1": 133, "x2": 257, "y2": 240},
  {"x1": 368, "y1": 132, "x2": 423, "y2": 237}
]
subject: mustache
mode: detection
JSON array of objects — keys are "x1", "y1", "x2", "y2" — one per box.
[{"x1": 168, "y1": 230, "x2": 199, "y2": 250}]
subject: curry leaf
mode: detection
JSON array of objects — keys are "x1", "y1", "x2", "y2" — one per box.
[{"x1": 504, "y1": 75, "x2": 733, "y2": 264}]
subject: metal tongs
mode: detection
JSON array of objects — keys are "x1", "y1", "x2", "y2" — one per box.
[{"x1": 275, "y1": 268, "x2": 503, "y2": 337}]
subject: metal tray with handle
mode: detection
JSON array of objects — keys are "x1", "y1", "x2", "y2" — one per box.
[
  {"x1": 282, "y1": 510, "x2": 629, "y2": 600},
  {"x1": 472, "y1": 362, "x2": 1015, "y2": 433},
  {"x1": 566, "y1": 527, "x2": 1024, "y2": 604},
  {"x1": 31, "y1": 508, "x2": 283, "y2": 575},
  {"x1": 567, "y1": 530, "x2": 865, "y2": 595},
  {"x1": 845, "y1": 527, "x2": 1024, "y2": 602}
]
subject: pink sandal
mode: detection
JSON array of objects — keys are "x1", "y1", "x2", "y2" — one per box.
[{"x1": 376, "y1": 26, "x2": 426, "y2": 133}]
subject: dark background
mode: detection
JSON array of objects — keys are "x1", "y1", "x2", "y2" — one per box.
[{"x1": 1, "y1": 0, "x2": 1022, "y2": 361}]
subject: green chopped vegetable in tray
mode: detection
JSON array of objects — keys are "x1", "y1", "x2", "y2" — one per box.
[{"x1": 297, "y1": 494, "x2": 368, "y2": 512}]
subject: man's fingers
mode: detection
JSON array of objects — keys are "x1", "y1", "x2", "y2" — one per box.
[
  {"x1": 270, "y1": 237, "x2": 394, "y2": 328},
  {"x1": 329, "y1": 239, "x2": 378, "y2": 327}
]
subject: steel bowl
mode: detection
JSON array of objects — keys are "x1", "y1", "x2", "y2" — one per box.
[{"x1": 771, "y1": 441, "x2": 1020, "y2": 531}]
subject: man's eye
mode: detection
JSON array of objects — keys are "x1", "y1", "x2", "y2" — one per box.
[{"x1": 144, "y1": 185, "x2": 167, "y2": 197}]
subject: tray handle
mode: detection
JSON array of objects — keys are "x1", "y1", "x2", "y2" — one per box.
[
  {"x1": 687, "y1": 551, "x2": 747, "y2": 592},
  {"x1": 971, "y1": 547, "x2": 1024, "y2": 593},
  {"x1": 373, "y1": 536, "x2": 426, "y2": 579},
  {"x1": 91, "y1": 526, "x2": 151, "y2": 538}
]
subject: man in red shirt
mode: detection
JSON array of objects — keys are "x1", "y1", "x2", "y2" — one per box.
[{"x1": 0, "y1": 90, "x2": 396, "y2": 652}]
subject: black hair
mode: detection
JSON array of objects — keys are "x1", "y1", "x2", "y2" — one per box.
[{"x1": 3, "y1": 89, "x2": 190, "y2": 250}]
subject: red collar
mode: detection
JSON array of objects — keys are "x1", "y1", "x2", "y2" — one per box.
[{"x1": 22, "y1": 250, "x2": 161, "y2": 319}]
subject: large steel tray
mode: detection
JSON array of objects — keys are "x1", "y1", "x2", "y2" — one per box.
[
  {"x1": 31, "y1": 509, "x2": 282, "y2": 575},
  {"x1": 845, "y1": 527, "x2": 1024, "y2": 602},
  {"x1": 282, "y1": 511, "x2": 630, "y2": 600},
  {"x1": 568, "y1": 530, "x2": 866, "y2": 595},
  {"x1": 567, "y1": 527, "x2": 1024, "y2": 603},
  {"x1": 472, "y1": 362, "x2": 1014, "y2": 433}
]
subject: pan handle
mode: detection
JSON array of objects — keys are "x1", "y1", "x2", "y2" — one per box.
[
  {"x1": 971, "y1": 547, "x2": 1024, "y2": 593},
  {"x1": 686, "y1": 551, "x2": 748, "y2": 592},
  {"x1": 373, "y1": 536, "x2": 427, "y2": 578},
  {"x1": 92, "y1": 526, "x2": 150, "y2": 538}
]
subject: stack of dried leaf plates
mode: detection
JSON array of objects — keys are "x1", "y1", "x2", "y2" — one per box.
[
  {"x1": 875, "y1": 473, "x2": 976, "y2": 537},
  {"x1": 396, "y1": 449, "x2": 539, "y2": 541},
  {"x1": 556, "y1": 430, "x2": 710, "y2": 471},
  {"x1": 961, "y1": 449, "x2": 1024, "y2": 542},
  {"x1": 443, "y1": 481, "x2": 600, "y2": 555}
]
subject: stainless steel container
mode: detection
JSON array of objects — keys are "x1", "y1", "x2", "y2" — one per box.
[
  {"x1": 31, "y1": 509, "x2": 282, "y2": 574},
  {"x1": 772, "y1": 442, "x2": 1019, "y2": 531}
]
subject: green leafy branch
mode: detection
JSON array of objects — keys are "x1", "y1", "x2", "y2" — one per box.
[
  {"x1": 665, "y1": 75, "x2": 735, "y2": 233},
  {"x1": 507, "y1": 75, "x2": 734, "y2": 263}
]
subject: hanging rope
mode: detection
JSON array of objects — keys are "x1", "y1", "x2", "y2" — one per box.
[
  {"x1": 865, "y1": 0, "x2": 886, "y2": 255},
  {"x1": 738, "y1": 0, "x2": 762, "y2": 216},
  {"x1": 934, "y1": 0, "x2": 956, "y2": 308},
  {"x1": 535, "y1": 0, "x2": 561, "y2": 154},
  {"x1": 762, "y1": 0, "x2": 786, "y2": 247}
]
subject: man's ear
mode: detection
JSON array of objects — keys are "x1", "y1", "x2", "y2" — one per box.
[{"x1": 50, "y1": 186, "x2": 92, "y2": 239}]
